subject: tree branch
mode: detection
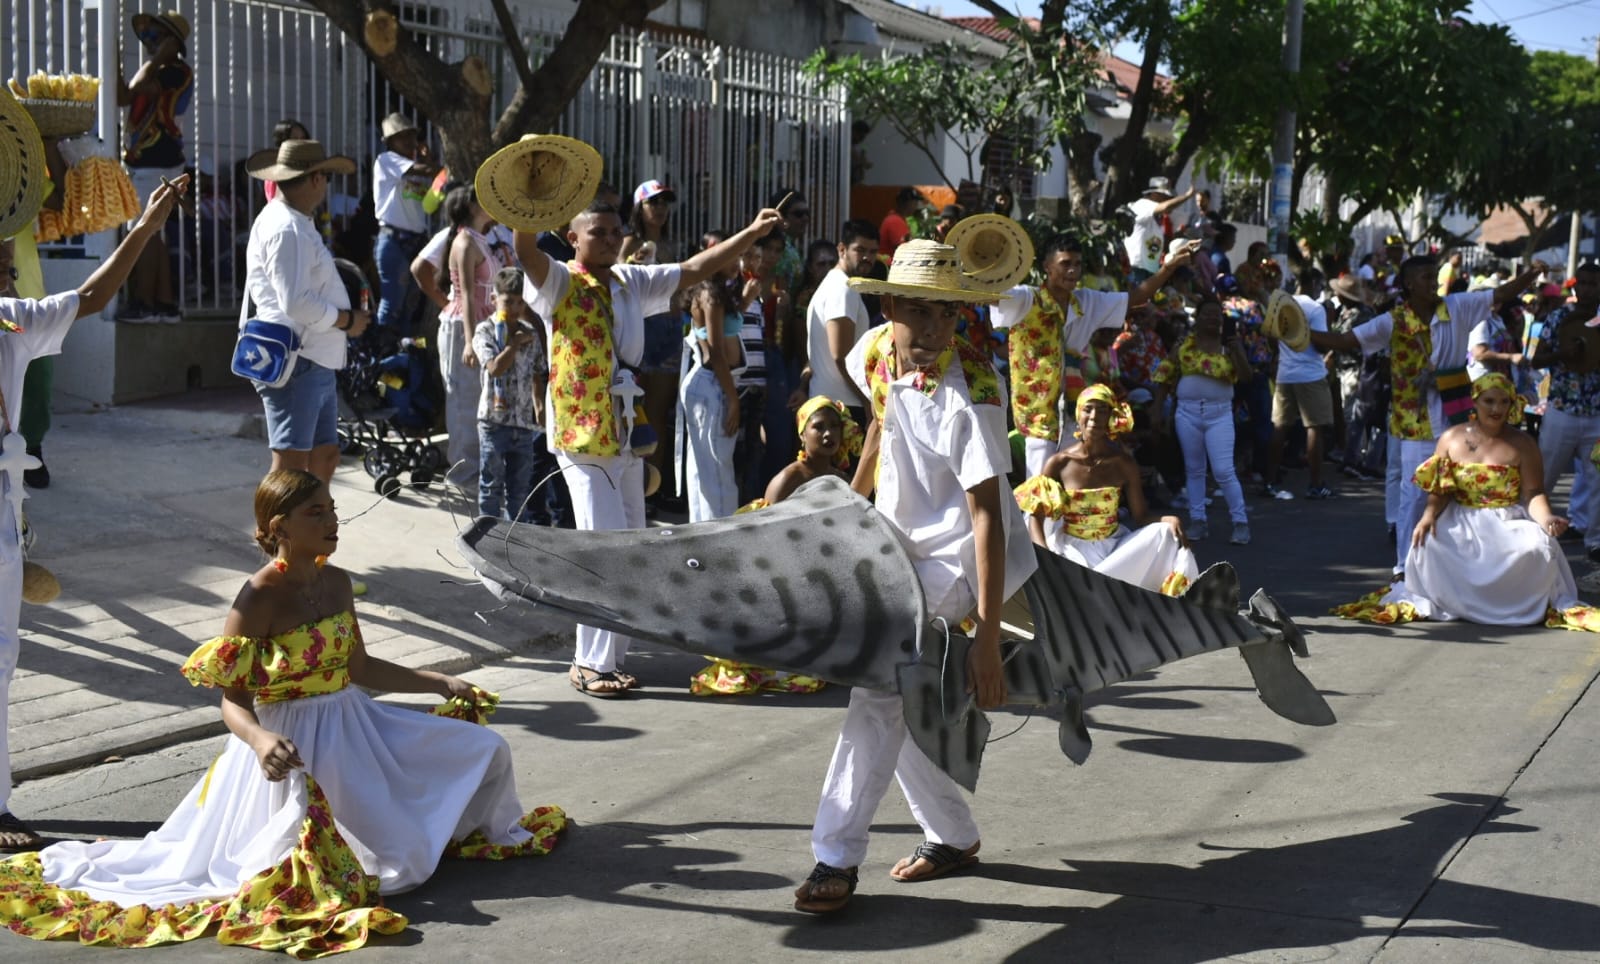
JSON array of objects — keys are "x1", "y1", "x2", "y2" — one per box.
[{"x1": 487, "y1": 0, "x2": 536, "y2": 92}]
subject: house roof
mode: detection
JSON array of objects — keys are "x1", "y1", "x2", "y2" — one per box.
[
  {"x1": 943, "y1": 15, "x2": 1169, "y2": 101},
  {"x1": 1478, "y1": 201, "x2": 1549, "y2": 246},
  {"x1": 841, "y1": 0, "x2": 1008, "y2": 58}
]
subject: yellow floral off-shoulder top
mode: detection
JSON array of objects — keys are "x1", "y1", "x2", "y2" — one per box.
[
  {"x1": 1014, "y1": 476, "x2": 1121, "y2": 540},
  {"x1": 1413, "y1": 454, "x2": 1521, "y2": 509},
  {"x1": 182, "y1": 611, "x2": 360, "y2": 704}
]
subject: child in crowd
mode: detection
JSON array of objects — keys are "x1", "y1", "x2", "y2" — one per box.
[
  {"x1": 473, "y1": 268, "x2": 555, "y2": 524},
  {"x1": 792, "y1": 240, "x2": 1037, "y2": 914},
  {"x1": 690, "y1": 396, "x2": 861, "y2": 696}
]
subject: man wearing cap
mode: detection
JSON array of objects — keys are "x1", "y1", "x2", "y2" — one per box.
[
  {"x1": 0, "y1": 89, "x2": 189, "y2": 848},
  {"x1": 489, "y1": 133, "x2": 783, "y2": 697},
  {"x1": 244, "y1": 140, "x2": 371, "y2": 483},
  {"x1": 879, "y1": 187, "x2": 925, "y2": 261},
  {"x1": 116, "y1": 9, "x2": 193, "y2": 324},
  {"x1": 793, "y1": 238, "x2": 1036, "y2": 914},
  {"x1": 1312, "y1": 256, "x2": 1544, "y2": 578},
  {"x1": 994, "y1": 233, "x2": 1193, "y2": 479},
  {"x1": 1124, "y1": 178, "x2": 1195, "y2": 284},
  {"x1": 372, "y1": 113, "x2": 439, "y2": 336},
  {"x1": 1528, "y1": 263, "x2": 1600, "y2": 566}
]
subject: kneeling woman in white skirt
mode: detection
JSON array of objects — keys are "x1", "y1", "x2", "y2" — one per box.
[
  {"x1": 1015, "y1": 384, "x2": 1198, "y2": 595},
  {"x1": 1334, "y1": 373, "x2": 1600, "y2": 631}
]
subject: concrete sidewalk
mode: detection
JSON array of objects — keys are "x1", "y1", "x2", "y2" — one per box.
[{"x1": 12, "y1": 389, "x2": 572, "y2": 782}]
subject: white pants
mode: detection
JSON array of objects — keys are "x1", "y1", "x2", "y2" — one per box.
[
  {"x1": 1175, "y1": 398, "x2": 1247, "y2": 525},
  {"x1": 437, "y1": 316, "x2": 481, "y2": 485},
  {"x1": 1395, "y1": 437, "x2": 1434, "y2": 573},
  {"x1": 811, "y1": 581, "x2": 978, "y2": 869},
  {"x1": 1540, "y1": 406, "x2": 1600, "y2": 549},
  {"x1": 680, "y1": 368, "x2": 739, "y2": 522},
  {"x1": 557, "y1": 450, "x2": 644, "y2": 672},
  {"x1": 0, "y1": 498, "x2": 22, "y2": 815},
  {"x1": 1021, "y1": 418, "x2": 1075, "y2": 478}
]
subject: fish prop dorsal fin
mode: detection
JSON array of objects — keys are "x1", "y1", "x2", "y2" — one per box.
[{"x1": 1182, "y1": 562, "x2": 1241, "y2": 614}]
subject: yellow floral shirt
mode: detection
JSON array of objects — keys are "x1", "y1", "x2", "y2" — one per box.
[
  {"x1": 1413, "y1": 454, "x2": 1520, "y2": 509},
  {"x1": 863, "y1": 325, "x2": 1001, "y2": 422},
  {"x1": 182, "y1": 611, "x2": 360, "y2": 704},
  {"x1": 1153, "y1": 336, "x2": 1237, "y2": 386},
  {"x1": 548, "y1": 263, "x2": 623, "y2": 456},
  {"x1": 1387, "y1": 301, "x2": 1449, "y2": 442},
  {"x1": 1006, "y1": 286, "x2": 1083, "y2": 440},
  {"x1": 1014, "y1": 475, "x2": 1121, "y2": 540}
]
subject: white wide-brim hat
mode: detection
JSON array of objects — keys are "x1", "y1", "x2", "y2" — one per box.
[
  {"x1": 475, "y1": 134, "x2": 603, "y2": 234},
  {"x1": 848, "y1": 239, "x2": 1003, "y2": 304}
]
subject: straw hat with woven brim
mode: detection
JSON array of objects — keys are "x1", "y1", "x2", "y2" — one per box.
[
  {"x1": 848, "y1": 239, "x2": 1004, "y2": 304},
  {"x1": 1263, "y1": 290, "x2": 1310, "y2": 352},
  {"x1": 1329, "y1": 274, "x2": 1370, "y2": 306},
  {"x1": 131, "y1": 10, "x2": 190, "y2": 45},
  {"x1": 0, "y1": 87, "x2": 47, "y2": 240},
  {"x1": 475, "y1": 134, "x2": 602, "y2": 234},
  {"x1": 942, "y1": 214, "x2": 1034, "y2": 293},
  {"x1": 245, "y1": 139, "x2": 356, "y2": 182}
]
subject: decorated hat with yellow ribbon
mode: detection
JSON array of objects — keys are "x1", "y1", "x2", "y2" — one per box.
[
  {"x1": 796, "y1": 395, "x2": 864, "y2": 469},
  {"x1": 0, "y1": 86, "x2": 46, "y2": 241}
]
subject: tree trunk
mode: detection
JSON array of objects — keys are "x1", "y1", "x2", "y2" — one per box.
[
  {"x1": 1099, "y1": 9, "x2": 1169, "y2": 218},
  {"x1": 1063, "y1": 125, "x2": 1102, "y2": 217},
  {"x1": 304, "y1": 0, "x2": 665, "y2": 175}
]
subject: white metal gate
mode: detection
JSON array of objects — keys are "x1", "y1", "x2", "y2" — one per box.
[{"x1": 5, "y1": 0, "x2": 849, "y2": 318}]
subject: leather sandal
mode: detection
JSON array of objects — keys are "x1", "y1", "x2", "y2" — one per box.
[
  {"x1": 793, "y1": 862, "x2": 858, "y2": 913},
  {"x1": 889, "y1": 840, "x2": 980, "y2": 882},
  {"x1": 570, "y1": 664, "x2": 628, "y2": 699}
]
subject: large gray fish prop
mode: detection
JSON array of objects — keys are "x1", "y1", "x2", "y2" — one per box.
[{"x1": 459, "y1": 476, "x2": 1334, "y2": 790}]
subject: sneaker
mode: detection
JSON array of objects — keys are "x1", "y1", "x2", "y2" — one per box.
[
  {"x1": 22, "y1": 447, "x2": 47, "y2": 489},
  {"x1": 1587, "y1": 546, "x2": 1600, "y2": 566},
  {"x1": 1170, "y1": 492, "x2": 1190, "y2": 510},
  {"x1": 153, "y1": 302, "x2": 182, "y2": 324},
  {"x1": 1229, "y1": 522, "x2": 1251, "y2": 545},
  {"x1": 1262, "y1": 484, "x2": 1294, "y2": 501},
  {"x1": 1306, "y1": 485, "x2": 1338, "y2": 500},
  {"x1": 1188, "y1": 519, "x2": 1208, "y2": 542},
  {"x1": 1579, "y1": 568, "x2": 1600, "y2": 593},
  {"x1": 1340, "y1": 464, "x2": 1365, "y2": 480},
  {"x1": 116, "y1": 301, "x2": 153, "y2": 323}
]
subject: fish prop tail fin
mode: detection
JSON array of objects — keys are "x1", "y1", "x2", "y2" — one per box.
[
  {"x1": 1237, "y1": 632, "x2": 1336, "y2": 727},
  {"x1": 1246, "y1": 589, "x2": 1308, "y2": 657}
]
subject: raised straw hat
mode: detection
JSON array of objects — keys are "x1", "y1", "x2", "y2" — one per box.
[
  {"x1": 942, "y1": 214, "x2": 1034, "y2": 293},
  {"x1": 1262, "y1": 290, "x2": 1310, "y2": 352},
  {"x1": 475, "y1": 134, "x2": 603, "y2": 234},
  {"x1": 0, "y1": 86, "x2": 47, "y2": 240},
  {"x1": 848, "y1": 239, "x2": 1004, "y2": 303},
  {"x1": 244, "y1": 139, "x2": 356, "y2": 182}
]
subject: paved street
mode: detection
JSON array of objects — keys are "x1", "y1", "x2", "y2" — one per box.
[{"x1": 9, "y1": 389, "x2": 1600, "y2": 962}]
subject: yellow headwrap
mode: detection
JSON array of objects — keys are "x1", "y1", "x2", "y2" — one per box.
[
  {"x1": 795, "y1": 396, "x2": 864, "y2": 469},
  {"x1": 1470, "y1": 372, "x2": 1522, "y2": 425},
  {"x1": 1074, "y1": 384, "x2": 1134, "y2": 438}
]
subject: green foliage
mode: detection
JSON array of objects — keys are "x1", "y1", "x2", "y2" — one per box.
[{"x1": 803, "y1": 18, "x2": 1101, "y2": 191}]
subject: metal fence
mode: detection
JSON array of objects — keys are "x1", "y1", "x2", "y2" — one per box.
[{"x1": 5, "y1": 0, "x2": 849, "y2": 318}]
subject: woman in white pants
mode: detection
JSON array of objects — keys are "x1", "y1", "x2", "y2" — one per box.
[
  {"x1": 677, "y1": 264, "x2": 745, "y2": 521},
  {"x1": 1152, "y1": 293, "x2": 1253, "y2": 545}
]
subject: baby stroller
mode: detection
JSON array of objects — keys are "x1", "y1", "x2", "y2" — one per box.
[{"x1": 333, "y1": 259, "x2": 446, "y2": 498}]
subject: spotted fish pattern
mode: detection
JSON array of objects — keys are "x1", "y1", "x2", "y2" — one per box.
[{"x1": 459, "y1": 476, "x2": 1335, "y2": 792}]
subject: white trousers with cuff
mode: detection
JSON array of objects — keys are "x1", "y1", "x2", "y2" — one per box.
[
  {"x1": 810, "y1": 580, "x2": 979, "y2": 870},
  {"x1": 1395, "y1": 438, "x2": 1434, "y2": 574},
  {"x1": 557, "y1": 450, "x2": 644, "y2": 673},
  {"x1": 0, "y1": 497, "x2": 23, "y2": 816}
]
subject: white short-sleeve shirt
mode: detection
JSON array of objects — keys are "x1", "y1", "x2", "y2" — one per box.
[
  {"x1": 806, "y1": 268, "x2": 871, "y2": 404},
  {"x1": 1354, "y1": 289, "x2": 1493, "y2": 438},
  {"x1": 0, "y1": 292, "x2": 78, "y2": 502},
  {"x1": 847, "y1": 329, "x2": 1037, "y2": 620},
  {"x1": 1276, "y1": 295, "x2": 1329, "y2": 385},
  {"x1": 372, "y1": 151, "x2": 428, "y2": 234},
  {"x1": 991, "y1": 285, "x2": 1128, "y2": 355},
  {"x1": 1123, "y1": 198, "x2": 1164, "y2": 275}
]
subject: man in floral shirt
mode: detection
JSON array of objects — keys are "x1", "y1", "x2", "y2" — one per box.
[{"x1": 1528, "y1": 263, "x2": 1600, "y2": 564}]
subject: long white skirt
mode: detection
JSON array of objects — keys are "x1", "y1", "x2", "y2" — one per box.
[
  {"x1": 1049, "y1": 522, "x2": 1199, "y2": 594},
  {"x1": 1388, "y1": 502, "x2": 1579, "y2": 625},
  {"x1": 39, "y1": 687, "x2": 535, "y2": 903}
]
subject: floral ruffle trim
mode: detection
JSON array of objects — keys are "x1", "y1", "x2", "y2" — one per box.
[
  {"x1": 429, "y1": 687, "x2": 500, "y2": 724},
  {"x1": 1412, "y1": 455, "x2": 1456, "y2": 496},
  {"x1": 735, "y1": 498, "x2": 768, "y2": 515},
  {"x1": 1545, "y1": 605, "x2": 1600, "y2": 633},
  {"x1": 0, "y1": 776, "x2": 405, "y2": 959},
  {"x1": 443, "y1": 806, "x2": 568, "y2": 860},
  {"x1": 689, "y1": 659, "x2": 826, "y2": 697},
  {"x1": 181, "y1": 634, "x2": 267, "y2": 690},
  {"x1": 1159, "y1": 571, "x2": 1191, "y2": 597},
  {"x1": 1014, "y1": 475, "x2": 1067, "y2": 519},
  {"x1": 1330, "y1": 587, "x2": 1420, "y2": 625}
]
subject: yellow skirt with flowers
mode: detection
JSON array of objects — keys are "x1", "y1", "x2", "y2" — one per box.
[{"x1": 0, "y1": 613, "x2": 566, "y2": 958}]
